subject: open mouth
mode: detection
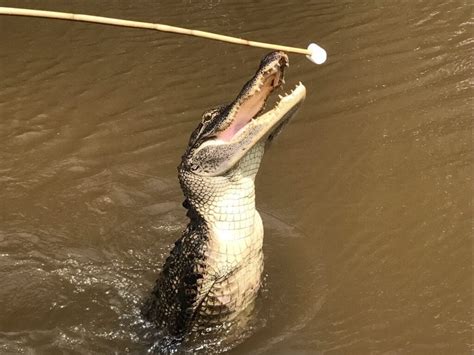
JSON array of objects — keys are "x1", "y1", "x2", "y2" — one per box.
[
  {"x1": 185, "y1": 52, "x2": 306, "y2": 177},
  {"x1": 216, "y1": 54, "x2": 294, "y2": 142}
]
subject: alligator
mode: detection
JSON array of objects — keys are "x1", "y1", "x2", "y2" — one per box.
[{"x1": 143, "y1": 51, "x2": 306, "y2": 338}]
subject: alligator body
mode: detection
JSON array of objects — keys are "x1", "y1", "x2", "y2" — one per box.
[{"x1": 143, "y1": 51, "x2": 306, "y2": 337}]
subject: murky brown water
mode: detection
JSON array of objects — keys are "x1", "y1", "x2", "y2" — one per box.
[{"x1": 1, "y1": 0, "x2": 472, "y2": 353}]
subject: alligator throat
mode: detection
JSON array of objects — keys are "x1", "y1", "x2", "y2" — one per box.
[{"x1": 143, "y1": 51, "x2": 306, "y2": 338}]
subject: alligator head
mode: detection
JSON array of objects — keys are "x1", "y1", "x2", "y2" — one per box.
[{"x1": 179, "y1": 51, "x2": 306, "y2": 203}]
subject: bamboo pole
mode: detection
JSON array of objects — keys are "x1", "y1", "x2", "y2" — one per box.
[{"x1": 0, "y1": 7, "x2": 311, "y2": 56}]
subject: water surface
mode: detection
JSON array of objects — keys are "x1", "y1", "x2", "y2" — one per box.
[{"x1": 0, "y1": 0, "x2": 472, "y2": 353}]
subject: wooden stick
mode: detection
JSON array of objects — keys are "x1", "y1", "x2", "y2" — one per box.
[{"x1": 0, "y1": 7, "x2": 311, "y2": 55}]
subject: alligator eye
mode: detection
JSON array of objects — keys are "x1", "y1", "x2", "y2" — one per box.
[
  {"x1": 201, "y1": 110, "x2": 218, "y2": 123},
  {"x1": 202, "y1": 115, "x2": 212, "y2": 123},
  {"x1": 190, "y1": 164, "x2": 199, "y2": 171}
]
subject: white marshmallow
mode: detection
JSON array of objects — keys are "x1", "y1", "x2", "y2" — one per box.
[{"x1": 306, "y1": 43, "x2": 327, "y2": 64}]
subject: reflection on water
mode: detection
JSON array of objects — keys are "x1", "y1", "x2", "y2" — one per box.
[{"x1": 0, "y1": 0, "x2": 472, "y2": 353}]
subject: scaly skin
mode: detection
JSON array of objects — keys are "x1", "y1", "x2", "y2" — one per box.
[{"x1": 143, "y1": 51, "x2": 306, "y2": 337}]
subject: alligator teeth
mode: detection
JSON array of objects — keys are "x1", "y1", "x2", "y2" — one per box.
[{"x1": 278, "y1": 94, "x2": 284, "y2": 100}]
